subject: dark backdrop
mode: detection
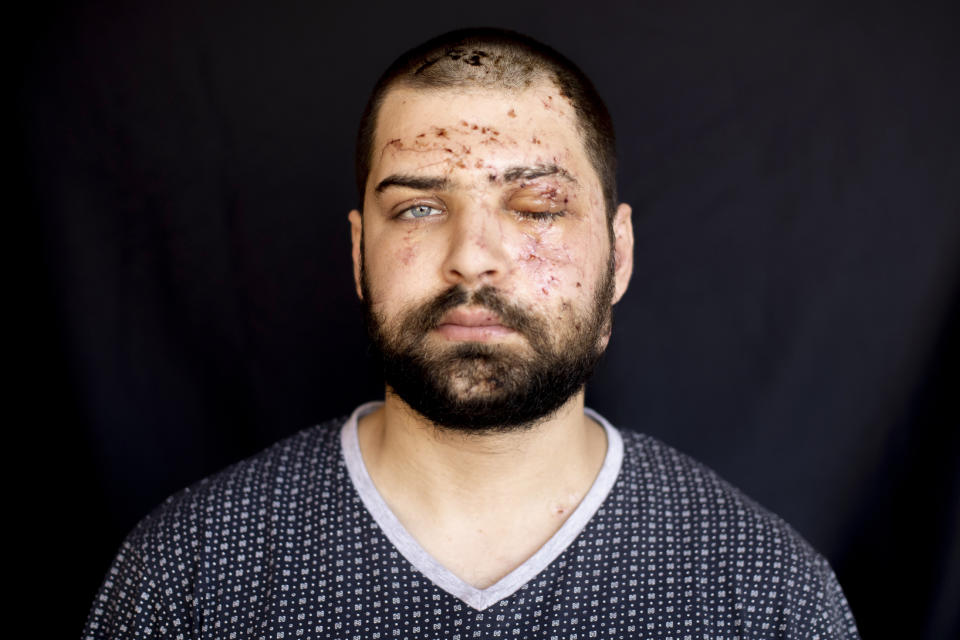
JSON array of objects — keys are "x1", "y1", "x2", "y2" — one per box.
[{"x1": 19, "y1": 1, "x2": 958, "y2": 637}]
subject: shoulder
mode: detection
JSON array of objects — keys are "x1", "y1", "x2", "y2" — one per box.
[
  {"x1": 83, "y1": 417, "x2": 347, "y2": 640},
  {"x1": 138, "y1": 416, "x2": 346, "y2": 535},
  {"x1": 610, "y1": 429, "x2": 860, "y2": 639},
  {"x1": 616, "y1": 428, "x2": 811, "y2": 545}
]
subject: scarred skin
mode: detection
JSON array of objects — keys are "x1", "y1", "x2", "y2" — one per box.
[{"x1": 350, "y1": 82, "x2": 631, "y2": 354}]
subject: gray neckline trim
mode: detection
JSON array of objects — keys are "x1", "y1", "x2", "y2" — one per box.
[{"x1": 339, "y1": 401, "x2": 624, "y2": 611}]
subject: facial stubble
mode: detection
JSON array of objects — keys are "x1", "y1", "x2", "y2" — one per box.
[{"x1": 361, "y1": 247, "x2": 615, "y2": 434}]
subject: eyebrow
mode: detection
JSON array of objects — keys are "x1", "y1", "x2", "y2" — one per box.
[
  {"x1": 373, "y1": 163, "x2": 577, "y2": 196},
  {"x1": 374, "y1": 175, "x2": 450, "y2": 194},
  {"x1": 500, "y1": 164, "x2": 576, "y2": 184}
]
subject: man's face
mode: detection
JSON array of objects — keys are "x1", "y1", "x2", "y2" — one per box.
[{"x1": 350, "y1": 82, "x2": 633, "y2": 431}]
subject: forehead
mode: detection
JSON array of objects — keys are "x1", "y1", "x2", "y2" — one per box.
[{"x1": 369, "y1": 83, "x2": 597, "y2": 192}]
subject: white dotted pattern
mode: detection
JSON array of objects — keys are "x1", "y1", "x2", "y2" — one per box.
[{"x1": 84, "y1": 411, "x2": 859, "y2": 639}]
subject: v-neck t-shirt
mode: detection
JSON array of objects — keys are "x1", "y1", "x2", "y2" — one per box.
[{"x1": 83, "y1": 402, "x2": 860, "y2": 639}]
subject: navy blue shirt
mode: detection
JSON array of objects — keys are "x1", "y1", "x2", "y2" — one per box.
[{"x1": 84, "y1": 404, "x2": 859, "y2": 639}]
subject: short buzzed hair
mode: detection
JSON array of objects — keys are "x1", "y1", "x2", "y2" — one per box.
[{"x1": 355, "y1": 28, "x2": 617, "y2": 221}]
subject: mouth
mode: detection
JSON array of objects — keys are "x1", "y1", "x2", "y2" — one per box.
[{"x1": 434, "y1": 307, "x2": 516, "y2": 342}]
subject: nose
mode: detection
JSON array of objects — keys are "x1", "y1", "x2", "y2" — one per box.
[{"x1": 441, "y1": 206, "x2": 510, "y2": 288}]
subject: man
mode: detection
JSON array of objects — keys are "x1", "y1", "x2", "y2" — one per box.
[{"x1": 84, "y1": 28, "x2": 859, "y2": 639}]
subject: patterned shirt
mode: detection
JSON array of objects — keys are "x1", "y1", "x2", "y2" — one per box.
[{"x1": 83, "y1": 402, "x2": 859, "y2": 639}]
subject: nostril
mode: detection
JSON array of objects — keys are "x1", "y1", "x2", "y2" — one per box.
[{"x1": 441, "y1": 218, "x2": 510, "y2": 285}]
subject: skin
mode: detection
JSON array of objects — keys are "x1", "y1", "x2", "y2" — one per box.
[{"x1": 347, "y1": 81, "x2": 634, "y2": 588}]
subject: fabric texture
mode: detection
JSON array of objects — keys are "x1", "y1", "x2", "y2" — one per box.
[{"x1": 83, "y1": 406, "x2": 860, "y2": 639}]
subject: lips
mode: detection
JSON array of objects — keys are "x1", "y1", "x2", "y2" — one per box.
[{"x1": 435, "y1": 307, "x2": 515, "y2": 341}]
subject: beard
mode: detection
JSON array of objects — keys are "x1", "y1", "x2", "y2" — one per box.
[{"x1": 361, "y1": 253, "x2": 615, "y2": 434}]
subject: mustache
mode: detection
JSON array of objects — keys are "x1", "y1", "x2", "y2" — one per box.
[{"x1": 409, "y1": 285, "x2": 544, "y2": 340}]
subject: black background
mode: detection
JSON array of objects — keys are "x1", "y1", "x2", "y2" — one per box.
[{"x1": 18, "y1": 0, "x2": 958, "y2": 637}]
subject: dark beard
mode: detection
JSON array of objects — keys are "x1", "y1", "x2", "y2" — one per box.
[{"x1": 361, "y1": 256, "x2": 615, "y2": 434}]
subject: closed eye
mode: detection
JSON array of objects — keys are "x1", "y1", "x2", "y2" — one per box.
[
  {"x1": 514, "y1": 210, "x2": 566, "y2": 221},
  {"x1": 397, "y1": 204, "x2": 444, "y2": 220}
]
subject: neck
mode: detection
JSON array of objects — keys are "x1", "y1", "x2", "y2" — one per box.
[{"x1": 357, "y1": 390, "x2": 608, "y2": 522}]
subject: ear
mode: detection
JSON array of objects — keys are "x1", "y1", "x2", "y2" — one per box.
[
  {"x1": 611, "y1": 202, "x2": 634, "y2": 305},
  {"x1": 348, "y1": 209, "x2": 363, "y2": 299}
]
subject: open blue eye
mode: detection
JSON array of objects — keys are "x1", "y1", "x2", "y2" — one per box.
[{"x1": 399, "y1": 205, "x2": 443, "y2": 219}]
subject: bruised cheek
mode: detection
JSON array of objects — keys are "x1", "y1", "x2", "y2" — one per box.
[
  {"x1": 363, "y1": 229, "x2": 420, "y2": 308},
  {"x1": 395, "y1": 244, "x2": 416, "y2": 267},
  {"x1": 513, "y1": 227, "x2": 581, "y2": 301},
  {"x1": 394, "y1": 227, "x2": 418, "y2": 267}
]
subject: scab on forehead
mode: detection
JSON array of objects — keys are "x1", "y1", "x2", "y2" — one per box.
[
  {"x1": 459, "y1": 120, "x2": 502, "y2": 139},
  {"x1": 380, "y1": 119, "x2": 510, "y2": 162},
  {"x1": 416, "y1": 48, "x2": 491, "y2": 73}
]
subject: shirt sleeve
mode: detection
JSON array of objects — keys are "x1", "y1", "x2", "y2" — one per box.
[
  {"x1": 785, "y1": 553, "x2": 860, "y2": 640},
  {"x1": 82, "y1": 499, "x2": 200, "y2": 640}
]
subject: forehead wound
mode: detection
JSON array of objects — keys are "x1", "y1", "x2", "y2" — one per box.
[
  {"x1": 378, "y1": 83, "x2": 574, "y2": 150},
  {"x1": 382, "y1": 121, "x2": 512, "y2": 151},
  {"x1": 378, "y1": 123, "x2": 580, "y2": 180},
  {"x1": 410, "y1": 47, "x2": 545, "y2": 90}
]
